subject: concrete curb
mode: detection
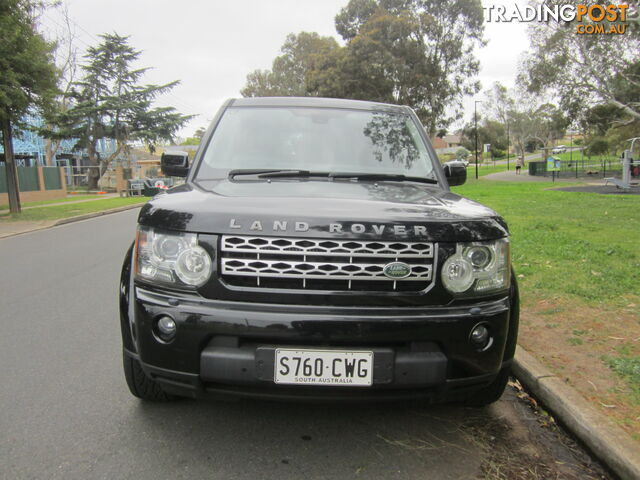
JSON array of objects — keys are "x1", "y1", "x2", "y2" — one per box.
[
  {"x1": 0, "y1": 203, "x2": 145, "y2": 239},
  {"x1": 513, "y1": 346, "x2": 640, "y2": 480}
]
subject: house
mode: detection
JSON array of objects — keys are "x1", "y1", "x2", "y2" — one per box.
[
  {"x1": 0, "y1": 114, "x2": 117, "y2": 168},
  {"x1": 432, "y1": 134, "x2": 462, "y2": 154},
  {"x1": 0, "y1": 114, "x2": 120, "y2": 188}
]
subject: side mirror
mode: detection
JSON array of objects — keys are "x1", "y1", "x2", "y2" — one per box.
[
  {"x1": 161, "y1": 151, "x2": 189, "y2": 178},
  {"x1": 443, "y1": 161, "x2": 467, "y2": 186}
]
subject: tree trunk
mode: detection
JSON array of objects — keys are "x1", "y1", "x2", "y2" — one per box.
[
  {"x1": 1, "y1": 118, "x2": 21, "y2": 213},
  {"x1": 44, "y1": 138, "x2": 60, "y2": 166},
  {"x1": 87, "y1": 141, "x2": 100, "y2": 191}
]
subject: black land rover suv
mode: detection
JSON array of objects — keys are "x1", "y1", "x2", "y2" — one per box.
[{"x1": 119, "y1": 97, "x2": 519, "y2": 405}]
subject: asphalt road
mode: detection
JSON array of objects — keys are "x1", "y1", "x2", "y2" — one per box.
[{"x1": 0, "y1": 210, "x2": 608, "y2": 480}]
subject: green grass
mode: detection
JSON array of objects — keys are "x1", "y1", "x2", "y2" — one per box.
[
  {"x1": 552, "y1": 151, "x2": 619, "y2": 163},
  {"x1": 0, "y1": 195, "x2": 99, "y2": 210},
  {"x1": 68, "y1": 186, "x2": 90, "y2": 193},
  {"x1": 452, "y1": 179, "x2": 640, "y2": 305},
  {"x1": 466, "y1": 163, "x2": 511, "y2": 177},
  {"x1": 604, "y1": 355, "x2": 640, "y2": 405},
  {"x1": 0, "y1": 197, "x2": 147, "y2": 222}
]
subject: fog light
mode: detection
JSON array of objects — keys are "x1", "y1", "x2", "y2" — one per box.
[
  {"x1": 470, "y1": 324, "x2": 490, "y2": 349},
  {"x1": 157, "y1": 316, "x2": 176, "y2": 340}
]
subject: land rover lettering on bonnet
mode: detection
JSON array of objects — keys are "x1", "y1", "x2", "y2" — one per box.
[
  {"x1": 120, "y1": 97, "x2": 519, "y2": 404},
  {"x1": 228, "y1": 218, "x2": 430, "y2": 236}
]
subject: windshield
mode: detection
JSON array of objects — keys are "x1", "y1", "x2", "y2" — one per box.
[{"x1": 195, "y1": 107, "x2": 436, "y2": 180}]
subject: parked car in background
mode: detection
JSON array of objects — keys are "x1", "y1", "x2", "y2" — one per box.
[{"x1": 552, "y1": 145, "x2": 567, "y2": 154}]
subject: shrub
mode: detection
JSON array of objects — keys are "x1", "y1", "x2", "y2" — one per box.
[
  {"x1": 456, "y1": 147, "x2": 470, "y2": 160},
  {"x1": 491, "y1": 148, "x2": 506, "y2": 159}
]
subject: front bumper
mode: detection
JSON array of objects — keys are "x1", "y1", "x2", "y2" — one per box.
[{"x1": 128, "y1": 286, "x2": 514, "y2": 401}]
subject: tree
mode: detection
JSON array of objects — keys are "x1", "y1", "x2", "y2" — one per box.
[
  {"x1": 508, "y1": 110, "x2": 537, "y2": 157},
  {"x1": 532, "y1": 103, "x2": 569, "y2": 147},
  {"x1": 579, "y1": 102, "x2": 638, "y2": 156},
  {"x1": 581, "y1": 104, "x2": 625, "y2": 137},
  {"x1": 180, "y1": 127, "x2": 206, "y2": 146},
  {"x1": 521, "y1": 0, "x2": 640, "y2": 123},
  {"x1": 576, "y1": 58, "x2": 640, "y2": 155},
  {"x1": 456, "y1": 147, "x2": 469, "y2": 160},
  {"x1": 483, "y1": 82, "x2": 514, "y2": 126},
  {"x1": 460, "y1": 117, "x2": 509, "y2": 158},
  {"x1": 311, "y1": 0, "x2": 486, "y2": 136},
  {"x1": 241, "y1": 32, "x2": 340, "y2": 97},
  {"x1": 41, "y1": 2, "x2": 79, "y2": 166},
  {"x1": 0, "y1": 0, "x2": 57, "y2": 213},
  {"x1": 193, "y1": 127, "x2": 206, "y2": 139},
  {"x1": 604, "y1": 122, "x2": 637, "y2": 155},
  {"x1": 585, "y1": 137, "x2": 609, "y2": 157},
  {"x1": 241, "y1": 1, "x2": 486, "y2": 136},
  {"x1": 475, "y1": 83, "x2": 569, "y2": 157},
  {"x1": 309, "y1": 10, "x2": 429, "y2": 104},
  {"x1": 51, "y1": 34, "x2": 191, "y2": 189}
]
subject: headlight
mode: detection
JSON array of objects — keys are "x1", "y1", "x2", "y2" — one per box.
[
  {"x1": 135, "y1": 226, "x2": 213, "y2": 287},
  {"x1": 441, "y1": 238, "x2": 510, "y2": 295}
]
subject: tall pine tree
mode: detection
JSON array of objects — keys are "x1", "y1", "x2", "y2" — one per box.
[{"x1": 50, "y1": 33, "x2": 191, "y2": 190}]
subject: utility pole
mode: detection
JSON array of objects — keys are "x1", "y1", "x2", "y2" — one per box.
[{"x1": 1, "y1": 119, "x2": 21, "y2": 213}]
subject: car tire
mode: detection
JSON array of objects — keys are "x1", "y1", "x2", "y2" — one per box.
[
  {"x1": 123, "y1": 352, "x2": 177, "y2": 402},
  {"x1": 464, "y1": 366, "x2": 511, "y2": 407}
]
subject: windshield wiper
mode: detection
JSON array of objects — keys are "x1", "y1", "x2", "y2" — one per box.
[
  {"x1": 328, "y1": 172, "x2": 438, "y2": 185},
  {"x1": 228, "y1": 169, "x2": 311, "y2": 180},
  {"x1": 228, "y1": 169, "x2": 437, "y2": 184}
]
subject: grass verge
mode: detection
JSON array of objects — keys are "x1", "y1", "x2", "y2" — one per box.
[
  {"x1": 453, "y1": 177, "x2": 640, "y2": 437},
  {"x1": 603, "y1": 354, "x2": 640, "y2": 406},
  {"x1": 0, "y1": 195, "x2": 100, "y2": 211},
  {"x1": 0, "y1": 197, "x2": 147, "y2": 222},
  {"x1": 454, "y1": 180, "x2": 639, "y2": 304}
]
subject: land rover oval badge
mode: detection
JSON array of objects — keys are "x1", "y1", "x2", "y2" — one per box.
[{"x1": 383, "y1": 262, "x2": 411, "y2": 279}]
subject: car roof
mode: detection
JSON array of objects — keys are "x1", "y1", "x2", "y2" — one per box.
[{"x1": 229, "y1": 96, "x2": 410, "y2": 113}]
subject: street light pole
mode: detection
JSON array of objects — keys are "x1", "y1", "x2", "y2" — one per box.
[
  {"x1": 506, "y1": 118, "x2": 510, "y2": 171},
  {"x1": 570, "y1": 130, "x2": 573, "y2": 164}
]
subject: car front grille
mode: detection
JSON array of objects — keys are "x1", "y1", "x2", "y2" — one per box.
[{"x1": 220, "y1": 235, "x2": 436, "y2": 292}]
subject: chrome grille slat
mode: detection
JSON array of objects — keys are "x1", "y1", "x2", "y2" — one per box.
[
  {"x1": 220, "y1": 235, "x2": 436, "y2": 292},
  {"x1": 222, "y1": 258, "x2": 432, "y2": 281},
  {"x1": 221, "y1": 236, "x2": 433, "y2": 258}
]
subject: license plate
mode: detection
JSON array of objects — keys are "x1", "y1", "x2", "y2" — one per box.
[{"x1": 274, "y1": 349, "x2": 374, "y2": 386}]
